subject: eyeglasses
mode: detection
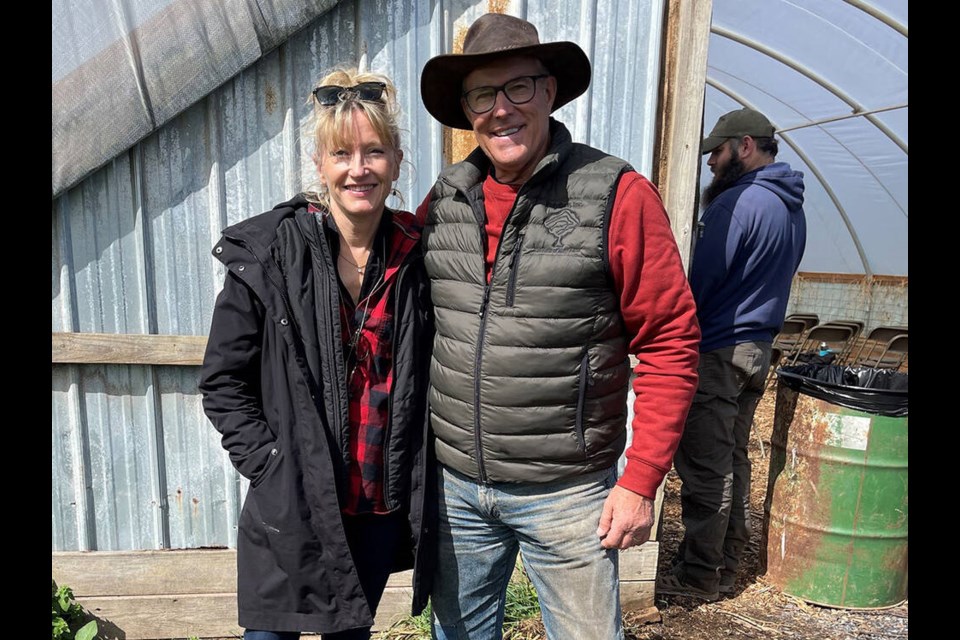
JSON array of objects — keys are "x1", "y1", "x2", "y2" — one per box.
[
  {"x1": 313, "y1": 82, "x2": 386, "y2": 106},
  {"x1": 462, "y1": 74, "x2": 549, "y2": 114}
]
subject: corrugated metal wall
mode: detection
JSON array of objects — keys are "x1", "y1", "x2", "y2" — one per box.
[{"x1": 51, "y1": 0, "x2": 667, "y2": 552}]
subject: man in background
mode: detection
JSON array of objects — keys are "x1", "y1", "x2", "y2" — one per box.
[{"x1": 658, "y1": 107, "x2": 807, "y2": 601}]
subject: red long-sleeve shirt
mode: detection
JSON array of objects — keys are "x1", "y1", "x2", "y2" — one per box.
[{"x1": 417, "y1": 170, "x2": 700, "y2": 499}]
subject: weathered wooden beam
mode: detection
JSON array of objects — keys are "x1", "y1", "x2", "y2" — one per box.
[
  {"x1": 655, "y1": 0, "x2": 714, "y2": 272},
  {"x1": 53, "y1": 539, "x2": 661, "y2": 640},
  {"x1": 448, "y1": 17, "x2": 477, "y2": 165},
  {"x1": 53, "y1": 549, "x2": 234, "y2": 596},
  {"x1": 76, "y1": 593, "x2": 241, "y2": 640},
  {"x1": 52, "y1": 550, "x2": 414, "y2": 639},
  {"x1": 620, "y1": 541, "x2": 660, "y2": 581},
  {"x1": 620, "y1": 580, "x2": 658, "y2": 614},
  {"x1": 52, "y1": 332, "x2": 207, "y2": 365}
]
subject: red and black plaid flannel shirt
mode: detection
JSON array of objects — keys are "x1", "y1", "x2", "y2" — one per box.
[{"x1": 313, "y1": 205, "x2": 421, "y2": 515}]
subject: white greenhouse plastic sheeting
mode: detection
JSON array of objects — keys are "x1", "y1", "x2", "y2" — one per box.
[
  {"x1": 702, "y1": 0, "x2": 907, "y2": 276},
  {"x1": 51, "y1": 0, "x2": 340, "y2": 198}
]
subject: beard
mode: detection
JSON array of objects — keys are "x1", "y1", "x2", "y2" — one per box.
[{"x1": 702, "y1": 147, "x2": 746, "y2": 207}]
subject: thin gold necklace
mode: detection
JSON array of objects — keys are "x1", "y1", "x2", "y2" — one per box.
[
  {"x1": 340, "y1": 235, "x2": 387, "y2": 380},
  {"x1": 338, "y1": 251, "x2": 367, "y2": 274}
]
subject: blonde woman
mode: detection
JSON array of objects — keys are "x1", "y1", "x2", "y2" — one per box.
[{"x1": 199, "y1": 69, "x2": 434, "y2": 639}]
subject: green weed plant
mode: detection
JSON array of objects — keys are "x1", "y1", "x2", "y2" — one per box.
[
  {"x1": 52, "y1": 581, "x2": 98, "y2": 640},
  {"x1": 378, "y1": 562, "x2": 542, "y2": 640}
]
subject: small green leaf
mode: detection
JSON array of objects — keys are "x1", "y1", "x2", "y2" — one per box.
[
  {"x1": 56, "y1": 584, "x2": 75, "y2": 614},
  {"x1": 52, "y1": 617, "x2": 69, "y2": 640},
  {"x1": 75, "y1": 620, "x2": 98, "y2": 640}
]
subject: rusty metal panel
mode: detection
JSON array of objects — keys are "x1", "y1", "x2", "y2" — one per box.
[
  {"x1": 51, "y1": 363, "x2": 243, "y2": 551},
  {"x1": 524, "y1": 0, "x2": 665, "y2": 178},
  {"x1": 69, "y1": 365, "x2": 164, "y2": 551},
  {"x1": 52, "y1": 366, "x2": 87, "y2": 551},
  {"x1": 156, "y1": 367, "x2": 241, "y2": 549}
]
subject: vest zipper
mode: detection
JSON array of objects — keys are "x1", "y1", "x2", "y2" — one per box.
[
  {"x1": 470, "y1": 188, "x2": 497, "y2": 484},
  {"x1": 473, "y1": 283, "x2": 491, "y2": 483},
  {"x1": 505, "y1": 229, "x2": 526, "y2": 307}
]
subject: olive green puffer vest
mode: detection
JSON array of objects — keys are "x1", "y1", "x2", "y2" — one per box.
[{"x1": 423, "y1": 120, "x2": 634, "y2": 484}]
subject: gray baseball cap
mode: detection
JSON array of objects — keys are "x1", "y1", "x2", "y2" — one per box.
[{"x1": 701, "y1": 108, "x2": 775, "y2": 154}]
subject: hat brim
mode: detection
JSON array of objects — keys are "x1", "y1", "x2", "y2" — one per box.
[
  {"x1": 701, "y1": 135, "x2": 727, "y2": 155},
  {"x1": 421, "y1": 42, "x2": 591, "y2": 130}
]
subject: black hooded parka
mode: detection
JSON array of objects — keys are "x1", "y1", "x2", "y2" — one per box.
[{"x1": 199, "y1": 194, "x2": 435, "y2": 633}]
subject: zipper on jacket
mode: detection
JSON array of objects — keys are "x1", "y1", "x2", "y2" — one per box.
[
  {"x1": 505, "y1": 229, "x2": 526, "y2": 307},
  {"x1": 575, "y1": 353, "x2": 590, "y2": 453},
  {"x1": 466, "y1": 183, "x2": 528, "y2": 483},
  {"x1": 469, "y1": 189, "x2": 496, "y2": 483},
  {"x1": 295, "y1": 213, "x2": 352, "y2": 484},
  {"x1": 310, "y1": 217, "x2": 351, "y2": 479},
  {"x1": 381, "y1": 258, "x2": 414, "y2": 510},
  {"x1": 461, "y1": 185, "x2": 526, "y2": 484},
  {"x1": 472, "y1": 283, "x2": 492, "y2": 483}
]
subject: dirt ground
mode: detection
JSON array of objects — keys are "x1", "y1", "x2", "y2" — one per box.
[{"x1": 625, "y1": 385, "x2": 909, "y2": 640}]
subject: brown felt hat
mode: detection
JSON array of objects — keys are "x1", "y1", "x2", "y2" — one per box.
[{"x1": 420, "y1": 13, "x2": 591, "y2": 130}]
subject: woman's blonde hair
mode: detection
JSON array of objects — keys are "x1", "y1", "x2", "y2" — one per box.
[{"x1": 304, "y1": 68, "x2": 403, "y2": 209}]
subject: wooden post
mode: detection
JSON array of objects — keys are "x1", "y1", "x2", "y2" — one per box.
[
  {"x1": 655, "y1": 0, "x2": 713, "y2": 272},
  {"x1": 621, "y1": 0, "x2": 714, "y2": 616}
]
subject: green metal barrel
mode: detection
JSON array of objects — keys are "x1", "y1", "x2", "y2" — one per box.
[{"x1": 761, "y1": 368, "x2": 908, "y2": 609}]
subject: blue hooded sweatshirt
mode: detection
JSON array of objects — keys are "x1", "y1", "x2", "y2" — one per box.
[{"x1": 690, "y1": 161, "x2": 807, "y2": 353}]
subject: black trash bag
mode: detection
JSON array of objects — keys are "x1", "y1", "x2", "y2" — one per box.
[{"x1": 775, "y1": 364, "x2": 908, "y2": 417}]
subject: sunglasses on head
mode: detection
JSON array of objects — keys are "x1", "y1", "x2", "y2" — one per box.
[{"x1": 312, "y1": 81, "x2": 386, "y2": 106}]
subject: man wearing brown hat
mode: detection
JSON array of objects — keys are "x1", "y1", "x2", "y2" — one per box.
[
  {"x1": 657, "y1": 107, "x2": 806, "y2": 601},
  {"x1": 415, "y1": 12, "x2": 701, "y2": 638}
]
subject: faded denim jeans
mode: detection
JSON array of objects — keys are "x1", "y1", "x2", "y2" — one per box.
[{"x1": 431, "y1": 464, "x2": 625, "y2": 640}]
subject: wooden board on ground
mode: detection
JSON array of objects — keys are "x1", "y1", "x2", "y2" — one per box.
[
  {"x1": 54, "y1": 538, "x2": 661, "y2": 639},
  {"x1": 52, "y1": 549, "x2": 414, "y2": 639},
  {"x1": 620, "y1": 541, "x2": 659, "y2": 612}
]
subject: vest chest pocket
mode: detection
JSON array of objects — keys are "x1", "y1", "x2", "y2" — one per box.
[{"x1": 505, "y1": 229, "x2": 526, "y2": 307}]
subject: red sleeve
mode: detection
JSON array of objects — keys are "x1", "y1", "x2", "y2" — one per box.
[
  {"x1": 609, "y1": 172, "x2": 701, "y2": 499},
  {"x1": 415, "y1": 193, "x2": 431, "y2": 226}
]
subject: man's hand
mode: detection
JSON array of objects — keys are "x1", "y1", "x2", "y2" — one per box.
[{"x1": 597, "y1": 485, "x2": 655, "y2": 550}]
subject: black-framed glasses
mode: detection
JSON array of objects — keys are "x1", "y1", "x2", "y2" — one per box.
[
  {"x1": 313, "y1": 82, "x2": 386, "y2": 106},
  {"x1": 462, "y1": 74, "x2": 549, "y2": 114}
]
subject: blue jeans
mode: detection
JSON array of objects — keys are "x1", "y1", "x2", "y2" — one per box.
[{"x1": 430, "y1": 465, "x2": 624, "y2": 640}]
